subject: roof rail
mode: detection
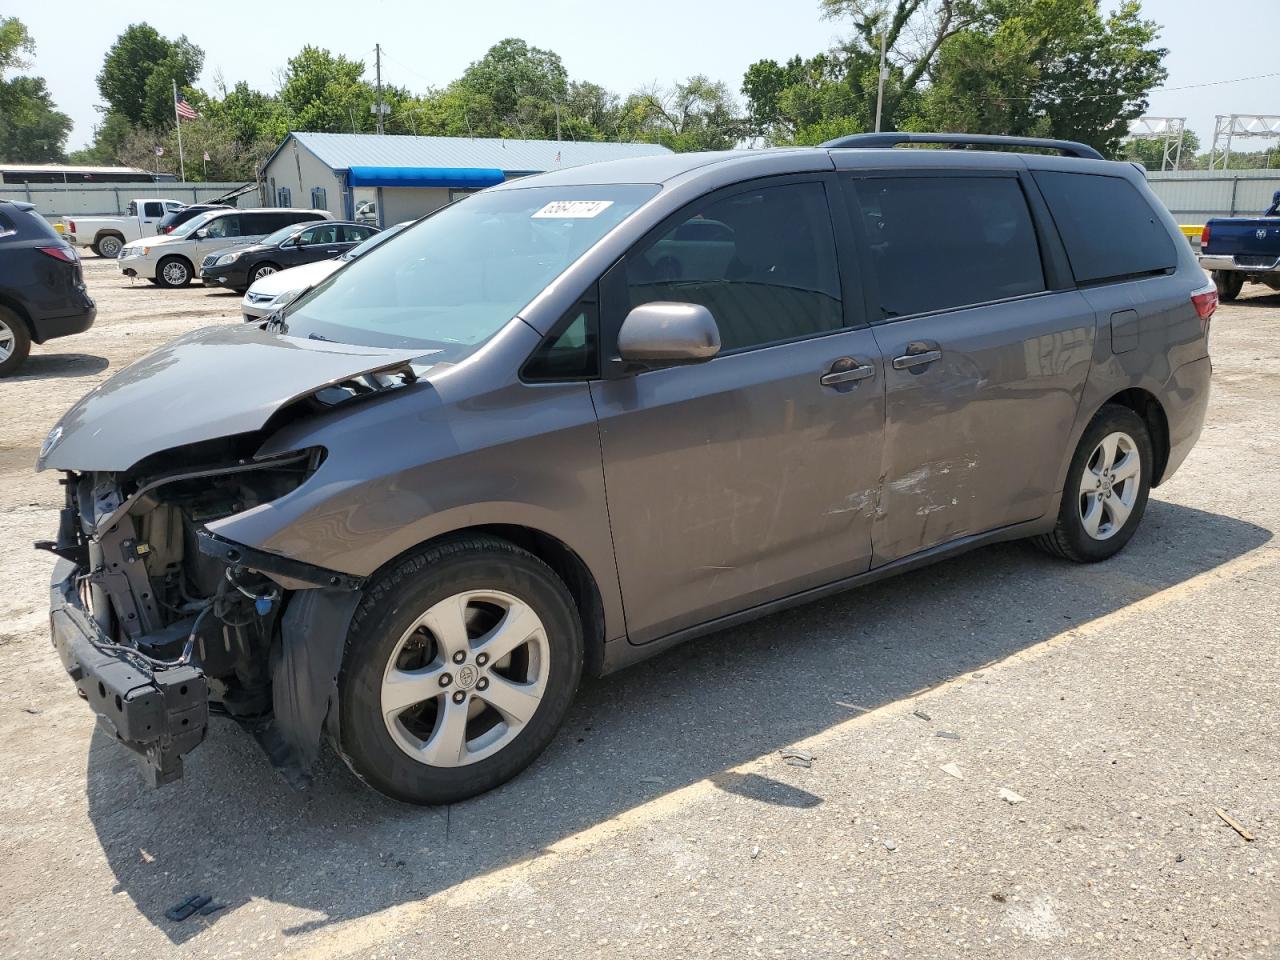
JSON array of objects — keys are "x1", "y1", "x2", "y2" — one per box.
[{"x1": 820, "y1": 132, "x2": 1105, "y2": 161}]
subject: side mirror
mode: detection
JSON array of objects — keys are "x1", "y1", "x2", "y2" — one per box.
[
  {"x1": 618, "y1": 302, "x2": 720, "y2": 365},
  {"x1": 193, "y1": 228, "x2": 207, "y2": 239}
]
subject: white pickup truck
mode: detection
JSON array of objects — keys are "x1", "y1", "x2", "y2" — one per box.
[{"x1": 63, "y1": 198, "x2": 185, "y2": 258}]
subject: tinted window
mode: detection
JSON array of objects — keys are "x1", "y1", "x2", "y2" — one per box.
[
  {"x1": 627, "y1": 182, "x2": 843, "y2": 352},
  {"x1": 202, "y1": 214, "x2": 241, "y2": 239},
  {"x1": 300, "y1": 223, "x2": 340, "y2": 246},
  {"x1": 849, "y1": 176, "x2": 1045, "y2": 319},
  {"x1": 341, "y1": 225, "x2": 376, "y2": 243},
  {"x1": 523, "y1": 304, "x2": 598, "y2": 381},
  {"x1": 143, "y1": 201, "x2": 164, "y2": 218},
  {"x1": 1033, "y1": 171, "x2": 1176, "y2": 284}
]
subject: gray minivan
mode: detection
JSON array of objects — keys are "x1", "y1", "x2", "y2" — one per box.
[{"x1": 38, "y1": 134, "x2": 1214, "y2": 804}]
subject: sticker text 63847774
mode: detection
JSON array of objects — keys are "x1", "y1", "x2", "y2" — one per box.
[{"x1": 531, "y1": 200, "x2": 615, "y2": 219}]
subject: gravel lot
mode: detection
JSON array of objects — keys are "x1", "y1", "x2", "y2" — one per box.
[{"x1": 0, "y1": 256, "x2": 1276, "y2": 959}]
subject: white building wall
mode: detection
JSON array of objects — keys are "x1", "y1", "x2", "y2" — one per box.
[{"x1": 263, "y1": 139, "x2": 344, "y2": 216}]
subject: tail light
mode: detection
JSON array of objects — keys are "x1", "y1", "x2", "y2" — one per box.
[
  {"x1": 67, "y1": 219, "x2": 76, "y2": 234},
  {"x1": 161, "y1": 224, "x2": 173, "y2": 233},
  {"x1": 1200, "y1": 222, "x2": 1211, "y2": 251},
  {"x1": 36, "y1": 244, "x2": 77, "y2": 263},
  {"x1": 1191, "y1": 280, "x2": 1218, "y2": 338}
]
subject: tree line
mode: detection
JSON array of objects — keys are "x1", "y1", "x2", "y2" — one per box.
[{"x1": 4, "y1": 4, "x2": 1273, "y2": 182}]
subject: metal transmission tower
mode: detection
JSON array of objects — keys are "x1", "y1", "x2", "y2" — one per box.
[
  {"x1": 1209, "y1": 114, "x2": 1280, "y2": 170},
  {"x1": 1127, "y1": 117, "x2": 1187, "y2": 170}
]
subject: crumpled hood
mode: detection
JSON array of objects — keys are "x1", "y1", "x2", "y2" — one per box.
[
  {"x1": 38, "y1": 324, "x2": 433, "y2": 473},
  {"x1": 247, "y1": 258, "x2": 343, "y2": 299}
]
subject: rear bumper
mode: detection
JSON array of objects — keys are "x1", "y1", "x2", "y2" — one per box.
[
  {"x1": 1199, "y1": 254, "x2": 1280, "y2": 273},
  {"x1": 1158, "y1": 356, "x2": 1212, "y2": 484},
  {"x1": 49, "y1": 558, "x2": 208, "y2": 785},
  {"x1": 30, "y1": 300, "x2": 95, "y2": 344}
]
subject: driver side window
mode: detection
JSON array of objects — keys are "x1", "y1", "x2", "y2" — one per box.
[{"x1": 625, "y1": 181, "x2": 844, "y2": 353}]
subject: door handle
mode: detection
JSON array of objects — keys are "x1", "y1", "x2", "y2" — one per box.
[
  {"x1": 892, "y1": 348, "x2": 942, "y2": 370},
  {"x1": 820, "y1": 358, "x2": 876, "y2": 386}
]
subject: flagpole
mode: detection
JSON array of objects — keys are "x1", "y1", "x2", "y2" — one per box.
[{"x1": 173, "y1": 78, "x2": 186, "y2": 182}]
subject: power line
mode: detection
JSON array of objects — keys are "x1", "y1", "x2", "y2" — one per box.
[{"x1": 967, "y1": 70, "x2": 1280, "y2": 102}]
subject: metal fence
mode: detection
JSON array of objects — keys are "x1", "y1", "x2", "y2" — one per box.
[
  {"x1": 1144, "y1": 169, "x2": 1280, "y2": 224},
  {"x1": 1, "y1": 181, "x2": 261, "y2": 219}
]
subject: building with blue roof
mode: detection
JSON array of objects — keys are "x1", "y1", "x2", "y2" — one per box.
[{"x1": 260, "y1": 132, "x2": 673, "y2": 226}]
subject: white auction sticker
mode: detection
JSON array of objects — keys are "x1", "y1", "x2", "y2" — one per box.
[{"x1": 531, "y1": 200, "x2": 615, "y2": 219}]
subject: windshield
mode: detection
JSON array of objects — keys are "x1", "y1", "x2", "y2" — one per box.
[
  {"x1": 341, "y1": 221, "x2": 407, "y2": 261},
  {"x1": 169, "y1": 210, "x2": 218, "y2": 239},
  {"x1": 283, "y1": 184, "x2": 658, "y2": 358}
]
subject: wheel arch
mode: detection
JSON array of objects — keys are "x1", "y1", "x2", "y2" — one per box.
[
  {"x1": 1101, "y1": 387, "x2": 1170, "y2": 486},
  {"x1": 0, "y1": 292, "x2": 33, "y2": 337},
  {"x1": 371, "y1": 524, "x2": 608, "y2": 679},
  {"x1": 93, "y1": 229, "x2": 125, "y2": 248},
  {"x1": 156, "y1": 252, "x2": 195, "y2": 279}
]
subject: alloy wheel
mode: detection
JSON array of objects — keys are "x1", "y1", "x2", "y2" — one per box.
[
  {"x1": 0, "y1": 317, "x2": 13, "y2": 362},
  {"x1": 99, "y1": 236, "x2": 122, "y2": 258},
  {"x1": 380, "y1": 590, "x2": 551, "y2": 767},
  {"x1": 253, "y1": 265, "x2": 277, "y2": 280},
  {"x1": 1078, "y1": 431, "x2": 1141, "y2": 541},
  {"x1": 161, "y1": 261, "x2": 189, "y2": 285}
]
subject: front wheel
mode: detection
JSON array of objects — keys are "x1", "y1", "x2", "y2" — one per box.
[
  {"x1": 155, "y1": 256, "x2": 192, "y2": 288},
  {"x1": 338, "y1": 536, "x2": 583, "y2": 804},
  {"x1": 1033, "y1": 404, "x2": 1153, "y2": 563},
  {"x1": 249, "y1": 262, "x2": 279, "y2": 284},
  {"x1": 1213, "y1": 270, "x2": 1244, "y2": 301}
]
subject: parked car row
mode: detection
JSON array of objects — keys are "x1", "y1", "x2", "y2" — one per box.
[{"x1": 115, "y1": 207, "x2": 330, "y2": 288}]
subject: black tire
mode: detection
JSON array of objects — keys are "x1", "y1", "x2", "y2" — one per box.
[
  {"x1": 154, "y1": 255, "x2": 193, "y2": 288},
  {"x1": 93, "y1": 233, "x2": 123, "y2": 258},
  {"x1": 249, "y1": 262, "x2": 280, "y2": 284},
  {"x1": 338, "y1": 535, "x2": 583, "y2": 805},
  {"x1": 0, "y1": 306, "x2": 32, "y2": 377},
  {"x1": 1034, "y1": 404, "x2": 1153, "y2": 563},
  {"x1": 1213, "y1": 270, "x2": 1243, "y2": 301}
]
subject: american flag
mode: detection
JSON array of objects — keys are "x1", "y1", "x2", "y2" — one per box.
[{"x1": 175, "y1": 96, "x2": 198, "y2": 121}]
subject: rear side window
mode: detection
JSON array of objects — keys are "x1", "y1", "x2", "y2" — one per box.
[
  {"x1": 847, "y1": 176, "x2": 1046, "y2": 319},
  {"x1": 202, "y1": 214, "x2": 241, "y2": 239},
  {"x1": 626, "y1": 181, "x2": 843, "y2": 353},
  {"x1": 1033, "y1": 171, "x2": 1176, "y2": 284}
]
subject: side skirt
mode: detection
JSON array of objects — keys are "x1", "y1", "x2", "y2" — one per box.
[{"x1": 600, "y1": 515, "x2": 1053, "y2": 675}]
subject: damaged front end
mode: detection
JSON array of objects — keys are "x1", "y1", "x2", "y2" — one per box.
[{"x1": 41, "y1": 444, "x2": 360, "y2": 787}]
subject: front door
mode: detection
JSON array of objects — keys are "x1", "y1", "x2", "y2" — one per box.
[
  {"x1": 591, "y1": 178, "x2": 886, "y2": 644},
  {"x1": 839, "y1": 172, "x2": 1094, "y2": 565}
]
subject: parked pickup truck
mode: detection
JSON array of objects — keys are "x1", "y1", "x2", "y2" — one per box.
[
  {"x1": 63, "y1": 198, "x2": 185, "y2": 258},
  {"x1": 1199, "y1": 190, "x2": 1280, "y2": 300}
]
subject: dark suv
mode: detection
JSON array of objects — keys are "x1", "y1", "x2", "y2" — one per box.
[
  {"x1": 0, "y1": 200, "x2": 95, "y2": 376},
  {"x1": 37, "y1": 134, "x2": 1213, "y2": 803}
]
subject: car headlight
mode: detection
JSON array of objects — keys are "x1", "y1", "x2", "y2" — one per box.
[
  {"x1": 140, "y1": 247, "x2": 149, "y2": 256},
  {"x1": 216, "y1": 252, "x2": 241, "y2": 266},
  {"x1": 276, "y1": 288, "x2": 305, "y2": 307}
]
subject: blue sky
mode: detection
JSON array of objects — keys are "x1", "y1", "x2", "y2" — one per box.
[{"x1": 18, "y1": 0, "x2": 1280, "y2": 153}]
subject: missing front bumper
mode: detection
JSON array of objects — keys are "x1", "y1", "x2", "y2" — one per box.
[{"x1": 49, "y1": 558, "x2": 209, "y2": 786}]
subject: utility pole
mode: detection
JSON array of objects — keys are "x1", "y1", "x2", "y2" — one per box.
[
  {"x1": 874, "y1": 28, "x2": 888, "y2": 133},
  {"x1": 375, "y1": 43, "x2": 384, "y2": 135}
]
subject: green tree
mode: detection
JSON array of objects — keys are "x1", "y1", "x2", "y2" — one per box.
[
  {"x1": 0, "y1": 15, "x2": 71, "y2": 161},
  {"x1": 921, "y1": 0, "x2": 1167, "y2": 157},
  {"x1": 97, "y1": 24, "x2": 203, "y2": 127},
  {"x1": 619, "y1": 76, "x2": 746, "y2": 151},
  {"x1": 277, "y1": 46, "x2": 411, "y2": 134},
  {"x1": 455, "y1": 39, "x2": 568, "y2": 138},
  {"x1": 1122, "y1": 127, "x2": 1200, "y2": 170}
]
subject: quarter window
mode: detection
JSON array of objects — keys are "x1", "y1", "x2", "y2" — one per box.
[
  {"x1": 202, "y1": 215, "x2": 240, "y2": 239},
  {"x1": 626, "y1": 181, "x2": 844, "y2": 353},
  {"x1": 848, "y1": 176, "x2": 1046, "y2": 319},
  {"x1": 1033, "y1": 171, "x2": 1176, "y2": 284},
  {"x1": 523, "y1": 304, "x2": 599, "y2": 381}
]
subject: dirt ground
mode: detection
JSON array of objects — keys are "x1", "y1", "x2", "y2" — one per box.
[{"x1": 0, "y1": 256, "x2": 1276, "y2": 959}]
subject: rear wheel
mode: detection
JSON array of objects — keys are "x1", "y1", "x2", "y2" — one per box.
[
  {"x1": 339, "y1": 535, "x2": 583, "y2": 805},
  {"x1": 0, "y1": 307, "x2": 31, "y2": 377},
  {"x1": 1213, "y1": 270, "x2": 1244, "y2": 301},
  {"x1": 1034, "y1": 404, "x2": 1153, "y2": 563},
  {"x1": 155, "y1": 256, "x2": 192, "y2": 288},
  {"x1": 93, "y1": 234, "x2": 123, "y2": 258}
]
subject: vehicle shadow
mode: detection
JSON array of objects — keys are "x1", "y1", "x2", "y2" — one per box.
[
  {"x1": 1232, "y1": 290, "x2": 1280, "y2": 309},
  {"x1": 83, "y1": 498, "x2": 1272, "y2": 945},
  {"x1": 9, "y1": 353, "x2": 109, "y2": 380}
]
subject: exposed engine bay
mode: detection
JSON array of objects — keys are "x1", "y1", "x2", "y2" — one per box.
[{"x1": 42, "y1": 441, "x2": 356, "y2": 786}]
